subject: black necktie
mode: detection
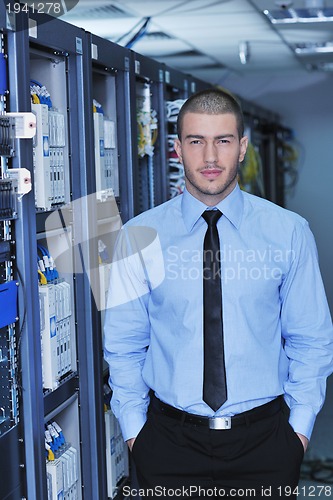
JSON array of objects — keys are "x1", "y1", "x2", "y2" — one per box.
[{"x1": 202, "y1": 209, "x2": 227, "y2": 411}]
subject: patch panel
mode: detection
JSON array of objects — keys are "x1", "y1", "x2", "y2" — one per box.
[
  {"x1": 39, "y1": 279, "x2": 74, "y2": 391},
  {"x1": 0, "y1": 178, "x2": 17, "y2": 220},
  {"x1": 136, "y1": 80, "x2": 159, "y2": 212},
  {"x1": 104, "y1": 406, "x2": 129, "y2": 498},
  {"x1": 0, "y1": 115, "x2": 15, "y2": 157},
  {"x1": 93, "y1": 102, "x2": 118, "y2": 201},
  {"x1": 31, "y1": 85, "x2": 67, "y2": 210},
  {"x1": 0, "y1": 269, "x2": 19, "y2": 437},
  {"x1": 165, "y1": 99, "x2": 186, "y2": 198},
  {"x1": 45, "y1": 420, "x2": 79, "y2": 500}
]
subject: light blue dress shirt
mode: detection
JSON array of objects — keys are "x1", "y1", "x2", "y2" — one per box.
[{"x1": 104, "y1": 184, "x2": 333, "y2": 442}]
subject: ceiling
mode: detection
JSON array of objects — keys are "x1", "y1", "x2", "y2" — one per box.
[{"x1": 62, "y1": 0, "x2": 333, "y2": 92}]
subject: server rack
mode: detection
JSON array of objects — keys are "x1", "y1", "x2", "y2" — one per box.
[
  {"x1": 88, "y1": 33, "x2": 134, "y2": 223},
  {"x1": 26, "y1": 10, "x2": 111, "y2": 499},
  {"x1": 130, "y1": 51, "x2": 166, "y2": 214},
  {"x1": 273, "y1": 125, "x2": 295, "y2": 208},
  {"x1": 188, "y1": 74, "x2": 212, "y2": 95},
  {"x1": 163, "y1": 65, "x2": 189, "y2": 102},
  {"x1": 0, "y1": 8, "x2": 108, "y2": 498},
  {"x1": 241, "y1": 100, "x2": 282, "y2": 203},
  {"x1": 85, "y1": 32, "x2": 133, "y2": 499},
  {"x1": 28, "y1": 11, "x2": 84, "y2": 499},
  {"x1": 162, "y1": 65, "x2": 189, "y2": 199}
]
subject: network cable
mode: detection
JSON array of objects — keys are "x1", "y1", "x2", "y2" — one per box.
[
  {"x1": 30, "y1": 80, "x2": 52, "y2": 108},
  {"x1": 37, "y1": 244, "x2": 59, "y2": 282}
]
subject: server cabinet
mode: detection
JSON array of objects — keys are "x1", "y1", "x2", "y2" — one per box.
[
  {"x1": 1, "y1": 8, "x2": 107, "y2": 498},
  {"x1": 26, "y1": 10, "x2": 108, "y2": 499},
  {"x1": 27, "y1": 12, "x2": 84, "y2": 500},
  {"x1": 188, "y1": 74, "x2": 212, "y2": 95},
  {"x1": 130, "y1": 51, "x2": 166, "y2": 214},
  {"x1": 86, "y1": 32, "x2": 134, "y2": 499},
  {"x1": 162, "y1": 65, "x2": 189, "y2": 199},
  {"x1": 241, "y1": 100, "x2": 283, "y2": 204},
  {"x1": 163, "y1": 66, "x2": 189, "y2": 102},
  {"x1": 88, "y1": 33, "x2": 134, "y2": 223},
  {"x1": 272, "y1": 125, "x2": 295, "y2": 208}
]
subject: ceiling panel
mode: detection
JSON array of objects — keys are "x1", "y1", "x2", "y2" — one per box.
[
  {"x1": 280, "y1": 27, "x2": 333, "y2": 42},
  {"x1": 133, "y1": 38, "x2": 191, "y2": 57},
  {"x1": 62, "y1": 0, "x2": 333, "y2": 83},
  {"x1": 157, "y1": 54, "x2": 216, "y2": 69},
  {"x1": 252, "y1": 0, "x2": 333, "y2": 10}
]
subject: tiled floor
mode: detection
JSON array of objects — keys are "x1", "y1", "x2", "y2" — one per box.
[{"x1": 297, "y1": 375, "x2": 333, "y2": 499}]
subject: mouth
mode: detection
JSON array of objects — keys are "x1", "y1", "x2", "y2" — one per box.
[{"x1": 200, "y1": 168, "x2": 223, "y2": 179}]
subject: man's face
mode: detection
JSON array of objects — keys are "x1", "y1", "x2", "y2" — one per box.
[{"x1": 174, "y1": 112, "x2": 248, "y2": 206}]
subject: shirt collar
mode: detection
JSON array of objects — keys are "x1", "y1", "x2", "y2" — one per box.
[{"x1": 181, "y1": 184, "x2": 244, "y2": 232}]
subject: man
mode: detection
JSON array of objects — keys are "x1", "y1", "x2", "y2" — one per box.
[{"x1": 104, "y1": 88, "x2": 333, "y2": 499}]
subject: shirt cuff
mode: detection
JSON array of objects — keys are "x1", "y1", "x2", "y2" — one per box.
[
  {"x1": 288, "y1": 404, "x2": 316, "y2": 440},
  {"x1": 119, "y1": 411, "x2": 147, "y2": 442}
]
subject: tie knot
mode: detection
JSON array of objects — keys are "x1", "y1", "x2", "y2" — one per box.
[{"x1": 202, "y1": 209, "x2": 222, "y2": 227}]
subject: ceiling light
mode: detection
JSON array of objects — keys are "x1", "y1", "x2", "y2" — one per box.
[
  {"x1": 274, "y1": 0, "x2": 294, "y2": 8},
  {"x1": 295, "y1": 42, "x2": 333, "y2": 54},
  {"x1": 263, "y1": 7, "x2": 333, "y2": 24},
  {"x1": 304, "y1": 0, "x2": 325, "y2": 8},
  {"x1": 239, "y1": 41, "x2": 250, "y2": 65},
  {"x1": 320, "y1": 62, "x2": 333, "y2": 70},
  {"x1": 310, "y1": 61, "x2": 333, "y2": 70}
]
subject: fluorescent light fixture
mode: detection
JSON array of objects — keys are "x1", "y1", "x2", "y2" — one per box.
[
  {"x1": 311, "y1": 61, "x2": 333, "y2": 70},
  {"x1": 321, "y1": 62, "x2": 333, "y2": 70},
  {"x1": 263, "y1": 7, "x2": 333, "y2": 24},
  {"x1": 239, "y1": 41, "x2": 250, "y2": 64},
  {"x1": 294, "y1": 41, "x2": 333, "y2": 55}
]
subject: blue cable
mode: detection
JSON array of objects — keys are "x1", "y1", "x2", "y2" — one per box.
[
  {"x1": 37, "y1": 244, "x2": 58, "y2": 281},
  {"x1": 30, "y1": 80, "x2": 53, "y2": 108},
  {"x1": 37, "y1": 249, "x2": 51, "y2": 281}
]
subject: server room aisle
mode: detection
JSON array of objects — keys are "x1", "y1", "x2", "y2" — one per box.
[{"x1": 298, "y1": 375, "x2": 333, "y2": 499}]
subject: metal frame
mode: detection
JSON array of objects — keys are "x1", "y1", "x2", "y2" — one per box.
[
  {"x1": 0, "y1": 5, "x2": 28, "y2": 499},
  {"x1": 26, "y1": 11, "x2": 111, "y2": 499},
  {"x1": 130, "y1": 50, "x2": 167, "y2": 214},
  {"x1": 6, "y1": 10, "x2": 47, "y2": 498},
  {"x1": 162, "y1": 64, "x2": 191, "y2": 201},
  {"x1": 188, "y1": 74, "x2": 213, "y2": 95},
  {"x1": 162, "y1": 63, "x2": 190, "y2": 101},
  {"x1": 71, "y1": 28, "x2": 114, "y2": 500},
  {"x1": 89, "y1": 32, "x2": 135, "y2": 223}
]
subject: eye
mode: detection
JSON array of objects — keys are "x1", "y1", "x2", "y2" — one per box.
[
  {"x1": 218, "y1": 139, "x2": 230, "y2": 144},
  {"x1": 189, "y1": 139, "x2": 202, "y2": 145}
]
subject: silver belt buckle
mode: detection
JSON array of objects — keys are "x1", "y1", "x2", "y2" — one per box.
[{"x1": 209, "y1": 416, "x2": 232, "y2": 430}]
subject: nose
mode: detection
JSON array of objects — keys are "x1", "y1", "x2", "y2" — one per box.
[{"x1": 203, "y1": 142, "x2": 218, "y2": 164}]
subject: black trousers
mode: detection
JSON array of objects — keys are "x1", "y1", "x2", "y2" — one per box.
[{"x1": 131, "y1": 399, "x2": 304, "y2": 499}]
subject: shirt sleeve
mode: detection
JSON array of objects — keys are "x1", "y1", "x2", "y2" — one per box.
[
  {"x1": 103, "y1": 225, "x2": 151, "y2": 442},
  {"x1": 280, "y1": 219, "x2": 333, "y2": 440}
]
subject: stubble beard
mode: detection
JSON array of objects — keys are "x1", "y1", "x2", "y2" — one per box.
[{"x1": 184, "y1": 163, "x2": 239, "y2": 199}]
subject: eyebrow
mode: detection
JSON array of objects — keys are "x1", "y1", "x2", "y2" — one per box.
[{"x1": 184, "y1": 134, "x2": 236, "y2": 140}]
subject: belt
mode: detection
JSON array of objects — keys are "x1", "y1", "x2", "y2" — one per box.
[{"x1": 151, "y1": 395, "x2": 281, "y2": 430}]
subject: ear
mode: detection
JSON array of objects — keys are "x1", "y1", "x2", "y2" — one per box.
[
  {"x1": 239, "y1": 136, "x2": 248, "y2": 163},
  {"x1": 174, "y1": 138, "x2": 183, "y2": 163}
]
